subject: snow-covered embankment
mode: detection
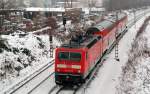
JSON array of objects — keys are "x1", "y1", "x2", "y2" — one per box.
[{"x1": 117, "y1": 16, "x2": 150, "y2": 94}]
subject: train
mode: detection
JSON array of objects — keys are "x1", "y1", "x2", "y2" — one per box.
[{"x1": 54, "y1": 13, "x2": 128, "y2": 85}]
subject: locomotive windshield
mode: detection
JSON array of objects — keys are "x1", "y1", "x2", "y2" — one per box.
[
  {"x1": 58, "y1": 52, "x2": 69, "y2": 60},
  {"x1": 58, "y1": 52, "x2": 81, "y2": 61}
]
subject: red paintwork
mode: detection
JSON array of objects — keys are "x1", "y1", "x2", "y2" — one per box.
[
  {"x1": 55, "y1": 48, "x2": 85, "y2": 74},
  {"x1": 55, "y1": 39, "x2": 103, "y2": 78},
  {"x1": 84, "y1": 39, "x2": 103, "y2": 77}
]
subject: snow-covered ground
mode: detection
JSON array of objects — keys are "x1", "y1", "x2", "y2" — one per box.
[
  {"x1": 0, "y1": 31, "x2": 52, "y2": 93},
  {"x1": 117, "y1": 19, "x2": 150, "y2": 94}
]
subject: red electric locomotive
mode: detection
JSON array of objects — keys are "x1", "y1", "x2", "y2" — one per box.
[
  {"x1": 55, "y1": 35, "x2": 103, "y2": 84},
  {"x1": 55, "y1": 13, "x2": 127, "y2": 85}
]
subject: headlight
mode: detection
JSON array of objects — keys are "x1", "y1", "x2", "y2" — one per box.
[
  {"x1": 72, "y1": 65, "x2": 81, "y2": 69},
  {"x1": 57, "y1": 64, "x2": 67, "y2": 68},
  {"x1": 78, "y1": 70, "x2": 81, "y2": 73},
  {"x1": 57, "y1": 64, "x2": 81, "y2": 69}
]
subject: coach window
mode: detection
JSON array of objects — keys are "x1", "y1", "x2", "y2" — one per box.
[
  {"x1": 58, "y1": 52, "x2": 69, "y2": 60},
  {"x1": 70, "y1": 52, "x2": 81, "y2": 61}
]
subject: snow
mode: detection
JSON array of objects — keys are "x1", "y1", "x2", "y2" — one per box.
[
  {"x1": 29, "y1": 74, "x2": 56, "y2": 94},
  {"x1": 117, "y1": 20, "x2": 150, "y2": 94},
  {"x1": 146, "y1": 25, "x2": 150, "y2": 48},
  {"x1": 31, "y1": 27, "x2": 51, "y2": 34},
  {"x1": 25, "y1": 7, "x2": 105, "y2": 14},
  {"x1": 9, "y1": 64, "x2": 54, "y2": 94},
  {"x1": 25, "y1": 7, "x2": 65, "y2": 12},
  {"x1": 0, "y1": 31, "x2": 52, "y2": 93}
]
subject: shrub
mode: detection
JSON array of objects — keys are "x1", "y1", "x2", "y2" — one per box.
[{"x1": 22, "y1": 48, "x2": 31, "y2": 56}]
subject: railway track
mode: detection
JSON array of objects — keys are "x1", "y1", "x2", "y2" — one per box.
[
  {"x1": 28, "y1": 72, "x2": 55, "y2": 94},
  {"x1": 48, "y1": 85, "x2": 80, "y2": 94},
  {"x1": 48, "y1": 85, "x2": 65, "y2": 94},
  {"x1": 3, "y1": 60, "x2": 55, "y2": 94},
  {"x1": 2, "y1": 9, "x2": 150, "y2": 94}
]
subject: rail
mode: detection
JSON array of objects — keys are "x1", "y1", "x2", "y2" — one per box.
[{"x1": 3, "y1": 59, "x2": 54, "y2": 94}]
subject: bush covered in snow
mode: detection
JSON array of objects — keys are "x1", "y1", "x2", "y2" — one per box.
[{"x1": 0, "y1": 31, "x2": 50, "y2": 81}]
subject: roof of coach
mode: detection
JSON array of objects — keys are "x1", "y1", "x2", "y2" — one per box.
[
  {"x1": 86, "y1": 13, "x2": 127, "y2": 34},
  {"x1": 97, "y1": 20, "x2": 114, "y2": 29},
  {"x1": 106, "y1": 13, "x2": 127, "y2": 22},
  {"x1": 86, "y1": 19, "x2": 114, "y2": 34},
  {"x1": 60, "y1": 35, "x2": 101, "y2": 49}
]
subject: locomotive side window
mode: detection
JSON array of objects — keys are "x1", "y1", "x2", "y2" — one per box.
[
  {"x1": 59, "y1": 52, "x2": 69, "y2": 60},
  {"x1": 70, "y1": 52, "x2": 81, "y2": 61}
]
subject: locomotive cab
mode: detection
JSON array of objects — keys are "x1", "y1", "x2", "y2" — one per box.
[
  {"x1": 55, "y1": 35, "x2": 102, "y2": 85},
  {"x1": 55, "y1": 48, "x2": 86, "y2": 85}
]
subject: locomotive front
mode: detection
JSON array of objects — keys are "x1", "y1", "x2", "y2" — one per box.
[{"x1": 55, "y1": 47, "x2": 86, "y2": 85}]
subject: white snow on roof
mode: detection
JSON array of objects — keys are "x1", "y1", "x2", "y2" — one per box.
[
  {"x1": 25, "y1": 7, "x2": 65, "y2": 12},
  {"x1": 25, "y1": 7, "x2": 105, "y2": 13}
]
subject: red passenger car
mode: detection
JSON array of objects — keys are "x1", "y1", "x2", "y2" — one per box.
[{"x1": 86, "y1": 13, "x2": 127, "y2": 51}]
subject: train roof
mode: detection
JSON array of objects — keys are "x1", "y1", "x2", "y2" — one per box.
[
  {"x1": 86, "y1": 20, "x2": 114, "y2": 34},
  {"x1": 106, "y1": 12, "x2": 127, "y2": 22},
  {"x1": 96, "y1": 20, "x2": 114, "y2": 29},
  {"x1": 60, "y1": 35, "x2": 101, "y2": 49},
  {"x1": 86, "y1": 12, "x2": 127, "y2": 34}
]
